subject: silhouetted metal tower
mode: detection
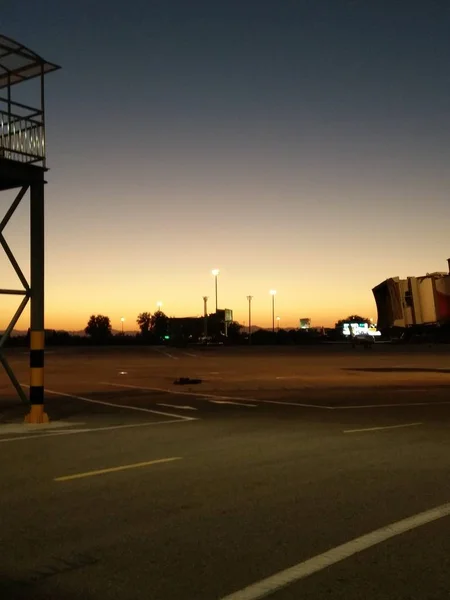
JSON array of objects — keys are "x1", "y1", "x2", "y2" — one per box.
[{"x1": 0, "y1": 35, "x2": 59, "y2": 423}]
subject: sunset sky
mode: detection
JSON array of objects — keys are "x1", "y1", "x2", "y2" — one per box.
[{"x1": 2, "y1": 1, "x2": 450, "y2": 331}]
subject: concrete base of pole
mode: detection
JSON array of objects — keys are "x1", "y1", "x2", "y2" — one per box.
[{"x1": 24, "y1": 405, "x2": 49, "y2": 424}]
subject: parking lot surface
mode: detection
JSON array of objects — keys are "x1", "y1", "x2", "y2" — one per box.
[{"x1": 1, "y1": 345, "x2": 450, "y2": 599}]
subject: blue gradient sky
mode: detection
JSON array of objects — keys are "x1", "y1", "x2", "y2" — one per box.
[{"x1": 2, "y1": 1, "x2": 450, "y2": 330}]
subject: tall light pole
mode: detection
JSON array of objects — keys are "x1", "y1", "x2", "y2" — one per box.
[
  {"x1": 120, "y1": 317, "x2": 125, "y2": 335},
  {"x1": 157, "y1": 301, "x2": 163, "y2": 313},
  {"x1": 212, "y1": 269, "x2": 219, "y2": 313},
  {"x1": 270, "y1": 290, "x2": 277, "y2": 333},
  {"x1": 247, "y1": 295, "x2": 253, "y2": 344},
  {"x1": 276, "y1": 316, "x2": 280, "y2": 332},
  {"x1": 203, "y1": 296, "x2": 208, "y2": 339}
]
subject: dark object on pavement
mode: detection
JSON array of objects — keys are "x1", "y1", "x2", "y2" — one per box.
[{"x1": 174, "y1": 377, "x2": 203, "y2": 385}]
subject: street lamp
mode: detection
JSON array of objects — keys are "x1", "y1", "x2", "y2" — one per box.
[
  {"x1": 157, "y1": 301, "x2": 163, "y2": 312},
  {"x1": 202, "y1": 296, "x2": 209, "y2": 340},
  {"x1": 120, "y1": 317, "x2": 125, "y2": 335},
  {"x1": 246, "y1": 295, "x2": 253, "y2": 344},
  {"x1": 212, "y1": 269, "x2": 220, "y2": 312},
  {"x1": 276, "y1": 316, "x2": 280, "y2": 332},
  {"x1": 269, "y1": 290, "x2": 277, "y2": 333}
]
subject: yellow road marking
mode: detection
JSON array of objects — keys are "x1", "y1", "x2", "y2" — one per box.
[{"x1": 54, "y1": 457, "x2": 182, "y2": 482}]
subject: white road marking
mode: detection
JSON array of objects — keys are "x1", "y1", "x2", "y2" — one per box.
[
  {"x1": 0, "y1": 419, "x2": 192, "y2": 444},
  {"x1": 157, "y1": 403, "x2": 198, "y2": 411},
  {"x1": 333, "y1": 400, "x2": 450, "y2": 409},
  {"x1": 219, "y1": 501, "x2": 450, "y2": 600},
  {"x1": 99, "y1": 383, "x2": 450, "y2": 411},
  {"x1": 103, "y1": 382, "x2": 256, "y2": 403},
  {"x1": 102, "y1": 382, "x2": 328, "y2": 409},
  {"x1": 0, "y1": 421, "x2": 86, "y2": 435},
  {"x1": 209, "y1": 400, "x2": 257, "y2": 408},
  {"x1": 182, "y1": 352, "x2": 198, "y2": 358},
  {"x1": 344, "y1": 422, "x2": 422, "y2": 434},
  {"x1": 154, "y1": 348, "x2": 178, "y2": 360},
  {"x1": 261, "y1": 399, "x2": 332, "y2": 409},
  {"x1": 22, "y1": 385, "x2": 197, "y2": 422}
]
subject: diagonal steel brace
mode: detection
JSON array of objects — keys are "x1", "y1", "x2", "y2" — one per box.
[
  {"x1": 0, "y1": 233, "x2": 30, "y2": 291},
  {"x1": 0, "y1": 185, "x2": 29, "y2": 233},
  {"x1": 0, "y1": 186, "x2": 31, "y2": 404}
]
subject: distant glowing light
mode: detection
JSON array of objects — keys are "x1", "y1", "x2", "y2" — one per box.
[
  {"x1": 212, "y1": 269, "x2": 220, "y2": 276},
  {"x1": 270, "y1": 289, "x2": 277, "y2": 295}
]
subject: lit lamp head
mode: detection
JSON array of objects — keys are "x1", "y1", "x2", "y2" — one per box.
[
  {"x1": 270, "y1": 289, "x2": 277, "y2": 296},
  {"x1": 212, "y1": 269, "x2": 220, "y2": 277},
  {"x1": 120, "y1": 317, "x2": 125, "y2": 323},
  {"x1": 156, "y1": 301, "x2": 163, "y2": 311}
]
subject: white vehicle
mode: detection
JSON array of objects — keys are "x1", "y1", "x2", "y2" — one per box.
[{"x1": 353, "y1": 334, "x2": 375, "y2": 347}]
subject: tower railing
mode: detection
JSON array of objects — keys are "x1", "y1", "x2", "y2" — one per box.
[{"x1": 0, "y1": 97, "x2": 45, "y2": 164}]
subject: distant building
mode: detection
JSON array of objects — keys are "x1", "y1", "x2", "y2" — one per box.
[
  {"x1": 373, "y1": 258, "x2": 450, "y2": 329},
  {"x1": 169, "y1": 317, "x2": 203, "y2": 342},
  {"x1": 210, "y1": 309, "x2": 233, "y2": 337},
  {"x1": 215, "y1": 309, "x2": 233, "y2": 322}
]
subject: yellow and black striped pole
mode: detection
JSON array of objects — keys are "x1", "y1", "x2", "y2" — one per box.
[
  {"x1": 26, "y1": 330, "x2": 48, "y2": 423},
  {"x1": 25, "y1": 181, "x2": 49, "y2": 424}
]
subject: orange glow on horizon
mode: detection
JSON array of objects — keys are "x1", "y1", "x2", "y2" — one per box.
[
  {"x1": 2, "y1": 134, "x2": 450, "y2": 334},
  {"x1": 3, "y1": 3, "x2": 450, "y2": 337}
]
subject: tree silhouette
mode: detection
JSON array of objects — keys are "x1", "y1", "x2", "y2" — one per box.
[
  {"x1": 151, "y1": 310, "x2": 169, "y2": 340},
  {"x1": 85, "y1": 315, "x2": 112, "y2": 340},
  {"x1": 335, "y1": 315, "x2": 371, "y2": 328},
  {"x1": 227, "y1": 321, "x2": 242, "y2": 341},
  {"x1": 137, "y1": 312, "x2": 152, "y2": 337}
]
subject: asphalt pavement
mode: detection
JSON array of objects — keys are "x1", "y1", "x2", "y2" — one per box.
[{"x1": 1, "y1": 345, "x2": 450, "y2": 599}]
